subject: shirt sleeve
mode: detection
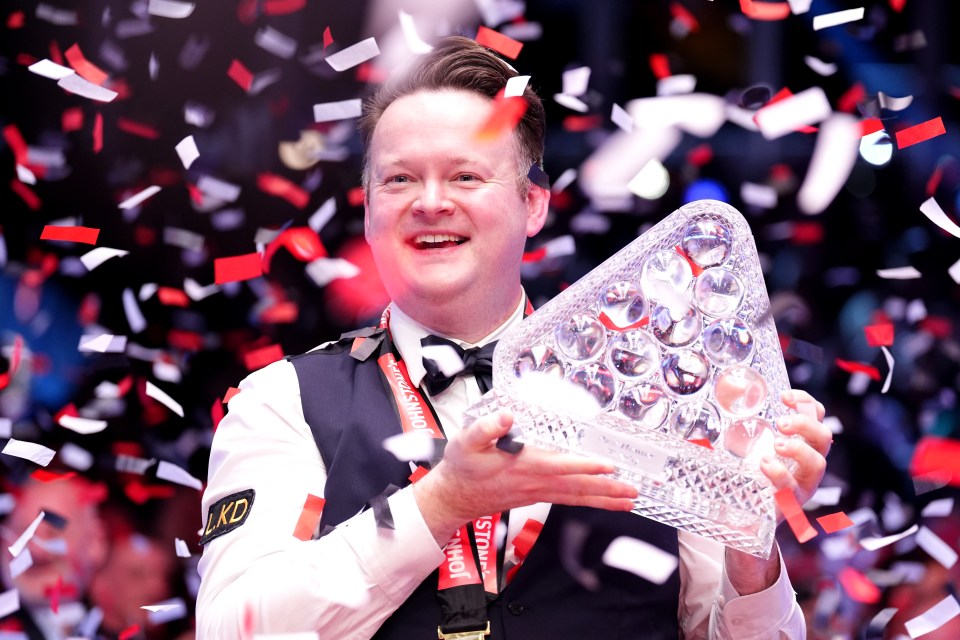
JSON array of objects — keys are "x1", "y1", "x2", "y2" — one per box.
[
  {"x1": 195, "y1": 359, "x2": 446, "y2": 639},
  {"x1": 677, "y1": 531, "x2": 805, "y2": 639}
]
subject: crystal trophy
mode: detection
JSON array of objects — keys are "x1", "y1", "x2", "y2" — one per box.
[{"x1": 465, "y1": 199, "x2": 793, "y2": 558}]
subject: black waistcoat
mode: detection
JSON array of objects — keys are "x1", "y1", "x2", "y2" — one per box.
[{"x1": 288, "y1": 335, "x2": 681, "y2": 639}]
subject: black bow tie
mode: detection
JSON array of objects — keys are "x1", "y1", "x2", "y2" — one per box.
[{"x1": 420, "y1": 335, "x2": 497, "y2": 396}]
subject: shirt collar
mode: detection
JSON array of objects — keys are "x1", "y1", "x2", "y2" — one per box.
[{"x1": 390, "y1": 295, "x2": 527, "y2": 389}]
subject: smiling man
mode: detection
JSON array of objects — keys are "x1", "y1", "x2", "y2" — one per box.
[{"x1": 196, "y1": 36, "x2": 832, "y2": 639}]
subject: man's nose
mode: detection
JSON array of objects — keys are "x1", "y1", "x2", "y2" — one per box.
[{"x1": 413, "y1": 180, "x2": 453, "y2": 216}]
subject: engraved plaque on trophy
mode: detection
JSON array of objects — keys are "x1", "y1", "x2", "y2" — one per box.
[{"x1": 464, "y1": 200, "x2": 794, "y2": 558}]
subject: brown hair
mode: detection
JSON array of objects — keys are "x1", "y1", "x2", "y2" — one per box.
[{"x1": 358, "y1": 35, "x2": 545, "y2": 193}]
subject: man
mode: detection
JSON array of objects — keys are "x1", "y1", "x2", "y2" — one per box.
[{"x1": 196, "y1": 36, "x2": 832, "y2": 639}]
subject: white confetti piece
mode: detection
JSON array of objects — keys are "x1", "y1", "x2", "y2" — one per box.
[
  {"x1": 813, "y1": 8, "x2": 864, "y2": 30},
  {"x1": 916, "y1": 526, "x2": 958, "y2": 569},
  {"x1": 79, "y1": 333, "x2": 127, "y2": 353},
  {"x1": 809, "y1": 486, "x2": 843, "y2": 507},
  {"x1": 156, "y1": 460, "x2": 203, "y2": 490},
  {"x1": 118, "y1": 185, "x2": 161, "y2": 210},
  {"x1": 175, "y1": 135, "x2": 199, "y2": 169},
  {"x1": 628, "y1": 93, "x2": 726, "y2": 137},
  {"x1": 184, "y1": 278, "x2": 221, "y2": 301},
  {"x1": 860, "y1": 524, "x2": 919, "y2": 551},
  {"x1": 58, "y1": 414, "x2": 108, "y2": 435},
  {"x1": 309, "y1": 197, "x2": 337, "y2": 233},
  {"x1": 146, "y1": 381, "x2": 184, "y2": 417},
  {"x1": 922, "y1": 498, "x2": 954, "y2": 517},
  {"x1": 823, "y1": 415, "x2": 843, "y2": 434},
  {"x1": 313, "y1": 99, "x2": 363, "y2": 123},
  {"x1": 2, "y1": 439, "x2": 56, "y2": 467},
  {"x1": 0, "y1": 418, "x2": 11, "y2": 438},
  {"x1": 122, "y1": 287, "x2": 147, "y2": 334},
  {"x1": 382, "y1": 430, "x2": 436, "y2": 462},
  {"x1": 904, "y1": 595, "x2": 960, "y2": 638},
  {"x1": 551, "y1": 168, "x2": 577, "y2": 194},
  {"x1": 500, "y1": 21, "x2": 542, "y2": 41},
  {"x1": 326, "y1": 37, "x2": 379, "y2": 72},
  {"x1": 0, "y1": 587, "x2": 20, "y2": 619},
  {"x1": 534, "y1": 235, "x2": 576, "y2": 260},
  {"x1": 755, "y1": 86, "x2": 832, "y2": 140},
  {"x1": 148, "y1": 0, "x2": 194, "y2": 18},
  {"x1": 255, "y1": 26, "x2": 298, "y2": 59},
  {"x1": 117, "y1": 454, "x2": 155, "y2": 474},
  {"x1": 877, "y1": 266, "x2": 922, "y2": 280},
  {"x1": 59, "y1": 442, "x2": 94, "y2": 471},
  {"x1": 880, "y1": 345, "x2": 894, "y2": 394},
  {"x1": 57, "y1": 74, "x2": 118, "y2": 102},
  {"x1": 610, "y1": 103, "x2": 633, "y2": 132},
  {"x1": 868, "y1": 607, "x2": 898, "y2": 632},
  {"x1": 602, "y1": 536, "x2": 678, "y2": 584},
  {"x1": 878, "y1": 91, "x2": 914, "y2": 111},
  {"x1": 9, "y1": 547, "x2": 33, "y2": 579},
  {"x1": 504, "y1": 75, "x2": 531, "y2": 98},
  {"x1": 804, "y1": 55, "x2": 837, "y2": 76},
  {"x1": 919, "y1": 197, "x2": 960, "y2": 239},
  {"x1": 8, "y1": 511, "x2": 45, "y2": 557},
  {"x1": 197, "y1": 175, "x2": 241, "y2": 202},
  {"x1": 740, "y1": 182, "x2": 778, "y2": 209},
  {"x1": 80, "y1": 247, "x2": 129, "y2": 271},
  {"x1": 36, "y1": 3, "x2": 78, "y2": 25},
  {"x1": 579, "y1": 126, "x2": 681, "y2": 206},
  {"x1": 562, "y1": 66, "x2": 591, "y2": 96},
  {"x1": 656, "y1": 74, "x2": 697, "y2": 96},
  {"x1": 175, "y1": 538, "x2": 192, "y2": 557},
  {"x1": 304, "y1": 257, "x2": 360, "y2": 287},
  {"x1": 948, "y1": 257, "x2": 960, "y2": 284},
  {"x1": 143, "y1": 597, "x2": 188, "y2": 624},
  {"x1": 149, "y1": 52, "x2": 159, "y2": 80},
  {"x1": 787, "y1": 0, "x2": 812, "y2": 13},
  {"x1": 553, "y1": 93, "x2": 589, "y2": 113},
  {"x1": 16, "y1": 163, "x2": 36, "y2": 185},
  {"x1": 28, "y1": 59, "x2": 75, "y2": 80},
  {"x1": 398, "y1": 10, "x2": 433, "y2": 54}
]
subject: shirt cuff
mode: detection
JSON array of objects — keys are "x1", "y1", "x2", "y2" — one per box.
[{"x1": 715, "y1": 547, "x2": 801, "y2": 639}]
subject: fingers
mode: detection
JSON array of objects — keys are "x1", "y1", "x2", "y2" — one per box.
[
  {"x1": 459, "y1": 410, "x2": 514, "y2": 450},
  {"x1": 777, "y1": 413, "x2": 832, "y2": 458},
  {"x1": 780, "y1": 389, "x2": 825, "y2": 420}
]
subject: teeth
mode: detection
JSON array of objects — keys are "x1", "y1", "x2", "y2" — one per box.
[{"x1": 416, "y1": 234, "x2": 464, "y2": 245}]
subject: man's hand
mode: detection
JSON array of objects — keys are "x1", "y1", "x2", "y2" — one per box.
[
  {"x1": 413, "y1": 410, "x2": 638, "y2": 546},
  {"x1": 725, "y1": 388, "x2": 832, "y2": 595}
]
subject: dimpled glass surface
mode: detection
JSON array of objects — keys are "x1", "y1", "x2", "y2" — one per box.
[{"x1": 468, "y1": 200, "x2": 793, "y2": 558}]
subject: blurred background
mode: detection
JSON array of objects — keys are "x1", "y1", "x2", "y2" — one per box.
[{"x1": 1, "y1": 0, "x2": 959, "y2": 638}]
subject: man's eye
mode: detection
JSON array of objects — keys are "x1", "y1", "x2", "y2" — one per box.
[
  {"x1": 456, "y1": 174, "x2": 477, "y2": 182},
  {"x1": 388, "y1": 175, "x2": 409, "y2": 184}
]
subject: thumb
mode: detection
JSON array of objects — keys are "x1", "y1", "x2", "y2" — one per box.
[{"x1": 460, "y1": 410, "x2": 514, "y2": 450}]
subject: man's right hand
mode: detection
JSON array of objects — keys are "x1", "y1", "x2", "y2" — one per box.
[{"x1": 412, "y1": 410, "x2": 638, "y2": 546}]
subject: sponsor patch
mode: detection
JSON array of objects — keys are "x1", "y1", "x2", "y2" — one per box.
[{"x1": 199, "y1": 489, "x2": 255, "y2": 545}]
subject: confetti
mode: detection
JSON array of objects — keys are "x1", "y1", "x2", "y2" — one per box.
[
  {"x1": 810, "y1": 486, "x2": 843, "y2": 507},
  {"x1": 0, "y1": 588, "x2": 19, "y2": 619},
  {"x1": 175, "y1": 135, "x2": 199, "y2": 169},
  {"x1": 55, "y1": 73, "x2": 119, "y2": 102},
  {"x1": 755, "y1": 86, "x2": 832, "y2": 140},
  {"x1": 475, "y1": 26, "x2": 523, "y2": 59},
  {"x1": 58, "y1": 414, "x2": 108, "y2": 435},
  {"x1": 741, "y1": 182, "x2": 778, "y2": 209},
  {"x1": 817, "y1": 511, "x2": 855, "y2": 533},
  {"x1": 522, "y1": 235, "x2": 575, "y2": 263},
  {"x1": 804, "y1": 55, "x2": 837, "y2": 76},
  {"x1": 776, "y1": 487, "x2": 818, "y2": 542},
  {"x1": 610, "y1": 103, "x2": 633, "y2": 132},
  {"x1": 916, "y1": 526, "x2": 958, "y2": 569},
  {"x1": 8, "y1": 511, "x2": 45, "y2": 557},
  {"x1": 657, "y1": 74, "x2": 697, "y2": 96},
  {"x1": 293, "y1": 494, "x2": 325, "y2": 541},
  {"x1": 147, "y1": 0, "x2": 195, "y2": 18},
  {"x1": 263, "y1": 0, "x2": 306, "y2": 15},
  {"x1": 921, "y1": 498, "x2": 954, "y2": 517},
  {"x1": 2, "y1": 439, "x2": 57, "y2": 467},
  {"x1": 28, "y1": 58, "x2": 75, "y2": 80},
  {"x1": 156, "y1": 461, "x2": 202, "y2": 490},
  {"x1": 602, "y1": 536, "x2": 678, "y2": 584},
  {"x1": 143, "y1": 598, "x2": 189, "y2": 624},
  {"x1": 79, "y1": 333, "x2": 127, "y2": 353},
  {"x1": 860, "y1": 524, "x2": 919, "y2": 551},
  {"x1": 58, "y1": 443, "x2": 94, "y2": 471},
  {"x1": 255, "y1": 25, "x2": 298, "y2": 59},
  {"x1": 904, "y1": 595, "x2": 960, "y2": 638},
  {"x1": 9, "y1": 547, "x2": 33, "y2": 579},
  {"x1": 551, "y1": 168, "x2": 577, "y2": 194},
  {"x1": 504, "y1": 75, "x2": 531, "y2": 98},
  {"x1": 175, "y1": 538, "x2": 191, "y2": 557},
  {"x1": 838, "y1": 566, "x2": 881, "y2": 603},
  {"x1": 326, "y1": 37, "x2": 380, "y2": 72},
  {"x1": 215, "y1": 253, "x2": 263, "y2": 284},
  {"x1": 864, "y1": 323, "x2": 894, "y2": 347},
  {"x1": 876, "y1": 266, "x2": 922, "y2": 280},
  {"x1": 398, "y1": 10, "x2": 433, "y2": 54},
  {"x1": 304, "y1": 257, "x2": 360, "y2": 287},
  {"x1": 476, "y1": 96, "x2": 528, "y2": 141},
  {"x1": 146, "y1": 381, "x2": 184, "y2": 417},
  {"x1": 918, "y1": 197, "x2": 960, "y2": 239},
  {"x1": 197, "y1": 175, "x2": 241, "y2": 202},
  {"x1": 227, "y1": 59, "x2": 254, "y2": 91},
  {"x1": 312, "y1": 98, "x2": 362, "y2": 123},
  {"x1": 79, "y1": 247, "x2": 128, "y2": 271},
  {"x1": 739, "y1": 0, "x2": 791, "y2": 21},
  {"x1": 562, "y1": 66, "x2": 591, "y2": 97},
  {"x1": 798, "y1": 114, "x2": 860, "y2": 215},
  {"x1": 879, "y1": 345, "x2": 894, "y2": 393},
  {"x1": 812, "y1": 8, "x2": 865, "y2": 30},
  {"x1": 64, "y1": 43, "x2": 108, "y2": 85},
  {"x1": 40, "y1": 225, "x2": 100, "y2": 245},
  {"x1": 896, "y1": 117, "x2": 946, "y2": 149},
  {"x1": 878, "y1": 91, "x2": 913, "y2": 112},
  {"x1": 243, "y1": 344, "x2": 284, "y2": 371},
  {"x1": 118, "y1": 185, "x2": 161, "y2": 210},
  {"x1": 257, "y1": 173, "x2": 309, "y2": 208}
]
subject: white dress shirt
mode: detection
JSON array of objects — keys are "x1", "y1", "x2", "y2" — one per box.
[{"x1": 196, "y1": 300, "x2": 805, "y2": 639}]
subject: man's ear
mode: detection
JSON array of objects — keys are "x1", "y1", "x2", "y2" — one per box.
[
  {"x1": 525, "y1": 183, "x2": 550, "y2": 237},
  {"x1": 363, "y1": 189, "x2": 371, "y2": 240}
]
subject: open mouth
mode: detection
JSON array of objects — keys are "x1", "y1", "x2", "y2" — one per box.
[{"x1": 413, "y1": 233, "x2": 468, "y2": 249}]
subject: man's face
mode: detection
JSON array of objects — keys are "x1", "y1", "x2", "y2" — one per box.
[{"x1": 364, "y1": 89, "x2": 546, "y2": 317}]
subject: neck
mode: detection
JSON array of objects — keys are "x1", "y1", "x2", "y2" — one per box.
[{"x1": 396, "y1": 287, "x2": 522, "y2": 343}]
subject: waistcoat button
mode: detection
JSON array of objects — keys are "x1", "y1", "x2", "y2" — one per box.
[{"x1": 507, "y1": 601, "x2": 524, "y2": 616}]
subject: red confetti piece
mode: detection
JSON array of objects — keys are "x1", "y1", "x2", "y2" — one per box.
[
  {"x1": 259, "y1": 300, "x2": 298, "y2": 324},
  {"x1": 838, "y1": 567, "x2": 881, "y2": 604},
  {"x1": 522, "y1": 247, "x2": 546, "y2": 263},
  {"x1": 124, "y1": 480, "x2": 176, "y2": 504},
  {"x1": 223, "y1": 387, "x2": 241, "y2": 403},
  {"x1": 64, "y1": 43, "x2": 109, "y2": 86},
  {"x1": 775, "y1": 487, "x2": 818, "y2": 543},
  {"x1": 512, "y1": 518, "x2": 544, "y2": 560},
  {"x1": 215, "y1": 253, "x2": 264, "y2": 285},
  {"x1": 4, "y1": 124, "x2": 29, "y2": 163},
  {"x1": 167, "y1": 329, "x2": 204, "y2": 352},
  {"x1": 889, "y1": 0, "x2": 907, "y2": 12},
  {"x1": 739, "y1": 0, "x2": 791, "y2": 21},
  {"x1": 919, "y1": 316, "x2": 952, "y2": 339},
  {"x1": 673, "y1": 245, "x2": 704, "y2": 277},
  {"x1": 686, "y1": 143, "x2": 713, "y2": 167},
  {"x1": 817, "y1": 511, "x2": 856, "y2": 533},
  {"x1": 243, "y1": 344, "x2": 284, "y2": 371},
  {"x1": 927, "y1": 163, "x2": 944, "y2": 196},
  {"x1": 562, "y1": 114, "x2": 603, "y2": 132},
  {"x1": 598, "y1": 311, "x2": 649, "y2": 332},
  {"x1": 323, "y1": 26, "x2": 334, "y2": 50},
  {"x1": 860, "y1": 118, "x2": 884, "y2": 137},
  {"x1": 911, "y1": 436, "x2": 960, "y2": 486},
  {"x1": 30, "y1": 469, "x2": 77, "y2": 483},
  {"x1": 687, "y1": 438, "x2": 714, "y2": 450},
  {"x1": 347, "y1": 186, "x2": 365, "y2": 207},
  {"x1": 896, "y1": 117, "x2": 946, "y2": 149},
  {"x1": 49, "y1": 40, "x2": 63, "y2": 66},
  {"x1": 117, "y1": 117, "x2": 160, "y2": 140},
  {"x1": 61, "y1": 107, "x2": 83, "y2": 132},
  {"x1": 156, "y1": 287, "x2": 190, "y2": 307},
  {"x1": 44, "y1": 577, "x2": 78, "y2": 614},
  {"x1": 292, "y1": 494, "x2": 325, "y2": 541},
  {"x1": 835, "y1": 358, "x2": 881, "y2": 381},
  {"x1": 649, "y1": 53, "x2": 671, "y2": 80},
  {"x1": 0, "y1": 335, "x2": 24, "y2": 391},
  {"x1": 118, "y1": 624, "x2": 141, "y2": 640},
  {"x1": 227, "y1": 59, "x2": 254, "y2": 92},
  {"x1": 670, "y1": 2, "x2": 700, "y2": 32},
  {"x1": 257, "y1": 173, "x2": 310, "y2": 209},
  {"x1": 837, "y1": 82, "x2": 866, "y2": 114},
  {"x1": 355, "y1": 62, "x2": 388, "y2": 84},
  {"x1": 11, "y1": 178, "x2": 41, "y2": 210},
  {"x1": 263, "y1": 0, "x2": 305, "y2": 15},
  {"x1": 408, "y1": 465, "x2": 430, "y2": 484},
  {"x1": 791, "y1": 221, "x2": 824, "y2": 245},
  {"x1": 7, "y1": 10, "x2": 25, "y2": 28},
  {"x1": 475, "y1": 96, "x2": 528, "y2": 142},
  {"x1": 475, "y1": 26, "x2": 523, "y2": 59},
  {"x1": 865, "y1": 323, "x2": 894, "y2": 347},
  {"x1": 93, "y1": 112, "x2": 103, "y2": 153},
  {"x1": 41, "y1": 225, "x2": 100, "y2": 244},
  {"x1": 211, "y1": 397, "x2": 224, "y2": 433}
]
